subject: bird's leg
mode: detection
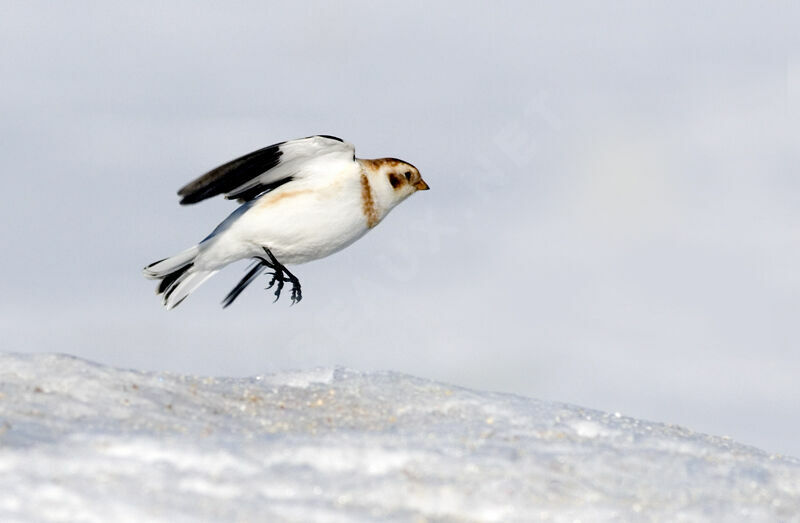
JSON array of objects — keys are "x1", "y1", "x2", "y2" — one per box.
[{"x1": 261, "y1": 247, "x2": 302, "y2": 305}]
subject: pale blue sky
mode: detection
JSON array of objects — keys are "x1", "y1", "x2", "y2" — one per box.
[{"x1": 1, "y1": 2, "x2": 798, "y2": 455}]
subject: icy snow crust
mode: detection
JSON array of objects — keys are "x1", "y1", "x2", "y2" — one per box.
[{"x1": 1, "y1": 354, "x2": 798, "y2": 522}]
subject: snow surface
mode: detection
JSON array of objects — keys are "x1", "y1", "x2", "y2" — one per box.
[{"x1": 1, "y1": 353, "x2": 799, "y2": 522}]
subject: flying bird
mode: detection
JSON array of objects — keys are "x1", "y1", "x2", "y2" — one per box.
[{"x1": 143, "y1": 135, "x2": 429, "y2": 309}]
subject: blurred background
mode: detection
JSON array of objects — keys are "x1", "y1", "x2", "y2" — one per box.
[{"x1": 1, "y1": 2, "x2": 798, "y2": 456}]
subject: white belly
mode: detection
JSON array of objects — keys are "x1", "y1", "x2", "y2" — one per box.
[{"x1": 197, "y1": 176, "x2": 371, "y2": 268}]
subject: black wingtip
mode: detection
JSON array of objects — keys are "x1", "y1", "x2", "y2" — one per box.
[
  {"x1": 178, "y1": 192, "x2": 210, "y2": 205},
  {"x1": 221, "y1": 260, "x2": 267, "y2": 308},
  {"x1": 177, "y1": 143, "x2": 283, "y2": 204}
]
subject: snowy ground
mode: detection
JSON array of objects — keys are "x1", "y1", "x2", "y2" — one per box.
[{"x1": 0, "y1": 353, "x2": 798, "y2": 522}]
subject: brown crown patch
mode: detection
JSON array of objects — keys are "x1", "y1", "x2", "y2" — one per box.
[{"x1": 360, "y1": 158, "x2": 415, "y2": 171}]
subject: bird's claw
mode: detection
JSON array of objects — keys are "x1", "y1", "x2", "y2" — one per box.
[
  {"x1": 265, "y1": 271, "x2": 280, "y2": 290},
  {"x1": 272, "y1": 274, "x2": 285, "y2": 302},
  {"x1": 289, "y1": 281, "x2": 302, "y2": 305},
  {"x1": 260, "y1": 248, "x2": 302, "y2": 305}
]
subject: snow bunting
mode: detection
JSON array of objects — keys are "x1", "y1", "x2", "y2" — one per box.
[{"x1": 143, "y1": 135, "x2": 429, "y2": 309}]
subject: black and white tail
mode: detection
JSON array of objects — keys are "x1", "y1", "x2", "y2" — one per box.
[{"x1": 143, "y1": 246, "x2": 218, "y2": 309}]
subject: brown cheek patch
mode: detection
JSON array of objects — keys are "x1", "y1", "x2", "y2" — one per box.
[
  {"x1": 360, "y1": 174, "x2": 379, "y2": 228},
  {"x1": 388, "y1": 172, "x2": 403, "y2": 189}
]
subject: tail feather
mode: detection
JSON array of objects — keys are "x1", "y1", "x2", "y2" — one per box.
[
  {"x1": 143, "y1": 246, "x2": 199, "y2": 279},
  {"x1": 144, "y1": 246, "x2": 217, "y2": 309},
  {"x1": 161, "y1": 269, "x2": 218, "y2": 309},
  {"x1": 157, "y1": 263, "x2": 193, "y2": 294}
]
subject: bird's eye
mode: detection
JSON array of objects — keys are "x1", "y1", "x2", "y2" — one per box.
[{"x1": 404, "y1": 171, "x2": 412, "y2": 181}]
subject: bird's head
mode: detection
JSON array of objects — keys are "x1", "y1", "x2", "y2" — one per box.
[{"x1": 360, "y1": 157, "x2": 429, "y2": 205}]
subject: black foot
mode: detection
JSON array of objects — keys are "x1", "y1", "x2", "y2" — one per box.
[
  {"x1": 221, "y1": 249, "x2": 303, "y2": 308},
  {"x1": 258, "y1": 247, "x2": 302, "y2": 305}
]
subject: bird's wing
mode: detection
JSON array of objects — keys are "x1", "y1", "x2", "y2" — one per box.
[{"x1": 177, "y1": 135, "x2": 355, "y2": 205}]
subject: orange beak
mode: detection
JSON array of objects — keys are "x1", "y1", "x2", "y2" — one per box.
[{"x1": 414, "y1": 179, "x2": 430, "y2": 191}]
